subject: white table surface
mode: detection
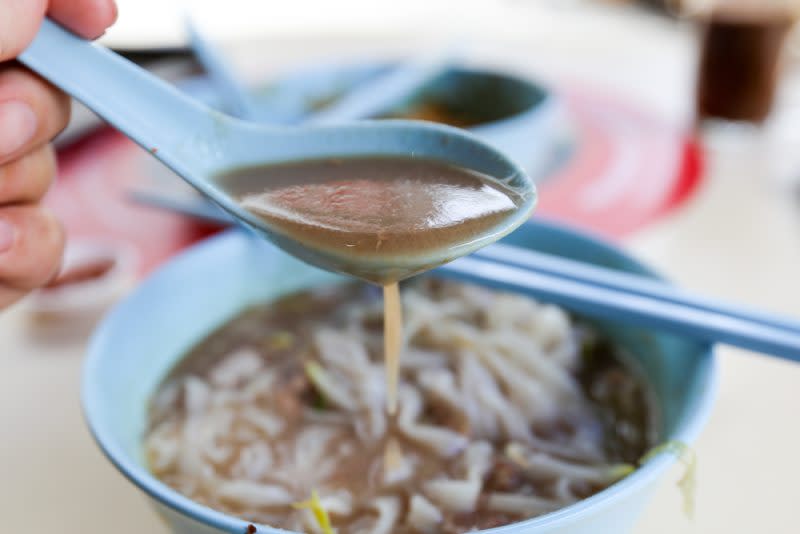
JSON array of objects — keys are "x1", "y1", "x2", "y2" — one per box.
[{"x1": 3, "y1": 4, "x2": 800, "y2": 533}]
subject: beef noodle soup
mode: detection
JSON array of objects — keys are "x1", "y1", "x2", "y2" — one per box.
[{"x1": 145, "y1": 280, "x2": 656, "y2": 533}]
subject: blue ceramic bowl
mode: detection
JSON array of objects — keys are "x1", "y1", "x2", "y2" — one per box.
[
  {"x1": 83, "y1": 220, "x2": 717, "y2": 533},
  {"x1": 181, "y1": 62, "x2": 571, "y2": 181}
]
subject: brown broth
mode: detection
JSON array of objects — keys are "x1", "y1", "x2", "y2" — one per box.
[{"x1": 215, "y1": 156, "x2": 522, "y2": 269}]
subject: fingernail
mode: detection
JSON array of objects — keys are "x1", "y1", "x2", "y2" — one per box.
[
  {"x1": 0, "y1": 219, "x2": 15, "y2": 254},
  {"x1": 0, "y1": 100, "x2": 37, "y2": 156}
]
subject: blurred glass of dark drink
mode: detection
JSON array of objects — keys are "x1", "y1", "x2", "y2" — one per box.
[{"x1": 696, "y1": 1, "x2": 796, "y2": 123}]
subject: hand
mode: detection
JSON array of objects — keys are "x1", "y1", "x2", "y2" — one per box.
[{"x1": 0, "y1": 0, "x2": 117, "y2": 310}]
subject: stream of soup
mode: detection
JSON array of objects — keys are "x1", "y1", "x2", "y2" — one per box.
[{"x1": 216, "y1": 156, "x2": 526, "y2": 414}]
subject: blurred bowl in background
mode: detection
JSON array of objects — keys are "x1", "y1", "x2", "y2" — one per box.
[{"x1": 181, "y1": 61, "x2": 575, "y2": 181}]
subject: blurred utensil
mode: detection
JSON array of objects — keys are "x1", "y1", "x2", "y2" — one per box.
[
  {"x1": 441, "y1": 248, "x2": 800, "y2": 363},
  {"x1": 186, "y1": 19, "x2": 262, "y2": 120},
  {"x1": 187, "y1": 18, "x2": 457, "y2": 123}
]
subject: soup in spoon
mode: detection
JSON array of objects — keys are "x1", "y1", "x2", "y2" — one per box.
[{"x1": 215, "y1": 156, "x2": 531, "y2": 413}]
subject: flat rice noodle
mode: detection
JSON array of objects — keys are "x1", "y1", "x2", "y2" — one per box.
[
  {"x1": 314, "y1": 328, "x2": 370, "y2": 377},
  {"x1": 302, "y1": 408, "x2": 350, "y2": 426},
  {"x1": 216, "y1": 480, "x2": 292, "y2": 507},
  {"x1": 203, "y1": 442, "x2": 232, "y2": 464},
  {"x1": 319, "y1": 489, "x2": 354, "y2": 516},
  {"x1": 306, "y1": 362, "x2": 359, "y2": 412},
  {"x1": 151, "y1": 381, "x2": 180, "y2": 418},
  {"x1": 417, "y1": 369, "x2": 464, "y2": 414},
  {"x1": 183, "y1": 376, "x2": 210, "y2": 415},
  {"x1": 531, "y1": 304, "x2": 573, "y2": 356},
  {"x1": 194, "y1": 411, "x2": 235, "y2": 465},
  {"x1": 231, "y1": 442, "x2": 273, "y2": 481},
  {"x1": 397, "y1": 387, "x2": 468, "y2": 457},
  {"x1": 299, "y1": 508, "x2": 327, "y2": 534},
  {"x1": 553, "y1": 476, "x2": 576, "y2": 502},
  {"x1": 146, "y1": 434, "x2": 179, "y2": 473},
  {"x1": 397, "y1": 292, "x2": 435, "y2": 342},
  {"x1": 407, "y1": 495, "x2": 443, "y2": 533},
  {"x1": 459, "y1": 354, "x2": 533, "y2": 443},
  {"x1": 447, "y1": 280, "x2": 494, "y2": 302},
  {"x1": 383, "y1": 438, "x2": 414, "y2": 486},
  {"x1": 398, "y1": 386, "x2": 423, "y2": 425},
  {"x1": 209, "y1": 348, "x2": 263, "y2": 388},
  {"x1": 484, "y1": 332, "x2": 580, "y2": 397},
  {"x1": 507, "y1": 443, "x2": 621, "y2": 484},
  {"x1": 485, "y1": 492, "x2": 561, "y2": 515},
  {"x1": 476, "y1": 347, "x2": 557, "y2": 422},
  {"x1": 401, "y1": 292, "x2": 463, "y2": 344},
  {"x1": 368, "y1": 497, "x2": 401, "y2": 534},
  {"x1": 424, "y1": 478, "x2": 482, "y2": 513},
  {"x1": 483, "y1": 293, "x2": 541, "y2": 331},
  {"x1": 456, "y1": 357, "x2": 500, "y2": 439},
  {"x1": 360, "y1": 366, "x2": 387, "y2": 438},
  {"x1": 401, "y1": 348, "x2": 448, "y2": 370},
  {"x1": 427, "y1": 321, "x2": 481, "y2": 351},
  {"x1": 178, "y1": 418, "x2": 218, "y2": 481},
  {"x1": 272, "y1": 427, "x2": 340, "y2": 490},
  {"x1": 241, "y1": 371, "x2": 277, "y2": 400},
  {"x1": 462, "y1": 441, "x2": 493, "y2": 482},
  {"x1": 399, "y1": 422, "x2": 469, "y2": 458},
  {"x1": 241, "y1": 407, "x2": 285, "y2": 438}
]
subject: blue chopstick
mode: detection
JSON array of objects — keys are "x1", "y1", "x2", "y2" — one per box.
[
  {"x1": 474, "y1": 243, "x2": 800, "y2": 335},
  {"x1": 185, "y1": 19, "x2": 261, "y2": 121},
  {"x1": 187, "y1": 18, "x2": 455, "y2": 124},
  {"x1": 438, "y1": 255, "x2": 800, "y2": 363}
]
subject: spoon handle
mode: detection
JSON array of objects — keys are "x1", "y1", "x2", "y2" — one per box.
[{"x1": 19, "y1": 19, "x2": 226, "y2": 178}]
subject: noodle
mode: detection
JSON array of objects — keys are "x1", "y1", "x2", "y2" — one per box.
[{"x1": 145, "y1": 280, "x2": 656, "y2": 532}]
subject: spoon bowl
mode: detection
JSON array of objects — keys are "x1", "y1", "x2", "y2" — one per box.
[{"x1": 20, "y1": 20, "x2": 535, "y2": 280}]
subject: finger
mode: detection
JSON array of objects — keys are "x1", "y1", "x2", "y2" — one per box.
[
  {"x1": 0, "y1": 204, "x2": 64, "y2": 290},
  {"x1": 0, "y1": 66, "x2": 70, "y2": 165},
  {"x1": 0, "y1": 144, "x2": 56, "y2": 204},
  {"x1": 0, "y1": 0, "x2": 117, "y2": 62},
  {"x1": 0, "y1": 0, "x2": 48, "y2": 61},
  {"x1": 48, "y1": 0, "x2": 118, "y2": 39}
]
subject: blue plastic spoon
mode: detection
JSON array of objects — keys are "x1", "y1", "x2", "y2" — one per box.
[{"x1": 19, "y1": 19, "x2": 535, "y2": 281}]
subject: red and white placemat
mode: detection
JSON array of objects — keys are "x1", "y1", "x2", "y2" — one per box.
[{"x1": 535, "y1": 85, "x2": 702, "y2": 236}]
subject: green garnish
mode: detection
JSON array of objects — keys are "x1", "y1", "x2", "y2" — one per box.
[
  {"x1": 292, "y1": 490, "x2": 335, "y2": 534},
  {"x1": 265, "y1": 331, "x2": 294, "y2": 350},
  {"x1": 304, "y1": 361, "x2": 329, "y2": 410},
  {"x1": 606, "y1": 463, "x2": 636, "y2": 481},
  {"x1": 640, "y1": 440, "x2": 696, "y2": 518},
  {"x1": 605, "y1": 441, "x2": 696, "y2": 519}
]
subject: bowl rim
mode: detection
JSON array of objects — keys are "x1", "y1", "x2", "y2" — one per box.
[{"x1": 83, "y1": 218, "x2": 718, "y2": 533}]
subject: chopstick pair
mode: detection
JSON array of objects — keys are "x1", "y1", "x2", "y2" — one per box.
[{"x1": 436, "y1": 243, "x2": 800, "y2": 363}]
